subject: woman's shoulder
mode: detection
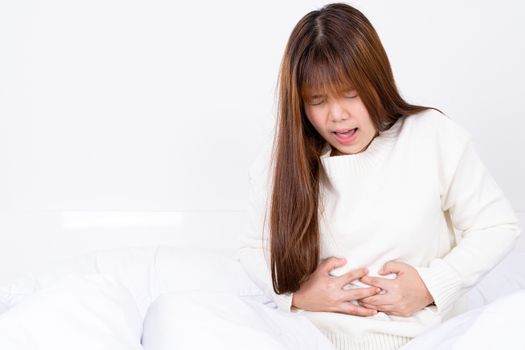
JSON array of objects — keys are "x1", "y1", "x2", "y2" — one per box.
[
  {"x1": 403, "y1": 108, "x2": 472, "y2": 144},
  {"x1": 400, "y1": 109, "x2": 475, "y2": 170}
]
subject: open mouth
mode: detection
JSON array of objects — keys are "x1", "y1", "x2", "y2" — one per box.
[
  {"x1": 332, "y1": 128, "x2": 358, "y2": 145},
  {"x1": 333, "y1": 128, "x2": 358, "y2": 137}
]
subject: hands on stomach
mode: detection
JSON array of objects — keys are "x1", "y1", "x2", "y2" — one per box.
[{"x1": 291, "y1": 258, "x2": 434, "y2": 317}]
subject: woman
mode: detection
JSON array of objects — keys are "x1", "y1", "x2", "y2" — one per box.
[{"x1": 238, "y1": 2, "x2": 521, "y2": 349}]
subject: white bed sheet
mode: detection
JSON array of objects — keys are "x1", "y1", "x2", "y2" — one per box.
[
  {"x1": 401, "y1": 290, "x2": 525, "y2": 349},
  {"x1": 0, "y1": 273, "x2": 143, "y2": 350},
  {"x1": 0, "y1": 246, "x2": 334, "y2": 349},
  {"x1": 142, "y1": 291, "x2": 335, "y2": 350},
  {"x1": 0, "y1": 246, "x2": 523, "y2": 349}
]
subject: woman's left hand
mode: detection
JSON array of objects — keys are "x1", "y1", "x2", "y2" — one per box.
[{"x1": 357, "y1": 261, "x2": 434, "y2": 317}]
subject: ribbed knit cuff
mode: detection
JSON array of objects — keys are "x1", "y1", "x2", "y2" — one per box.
[
  {"x1": 321, "y1": 330, "x2": 412, "y2": 350},
  {"x1": 274, "y1": 292, "x2": 294, "y2": 312},
  {"x1": 415, "y1": 259, "x2": 463, "y2": 314}
]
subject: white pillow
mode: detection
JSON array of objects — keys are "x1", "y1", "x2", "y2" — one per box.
[{"x1": 0, "y1": 273, "x2": 143, "y2": 350}]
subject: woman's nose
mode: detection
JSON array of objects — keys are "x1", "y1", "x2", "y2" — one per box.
[{"x1": 328, "y1": 100, "x2": 349, "y2": 122}]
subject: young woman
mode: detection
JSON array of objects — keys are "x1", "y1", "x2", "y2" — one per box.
[{"x1": 238, "y1": 2, "x2": 521, "y2": 350}]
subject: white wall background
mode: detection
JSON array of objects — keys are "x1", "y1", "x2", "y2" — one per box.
[{"x1": 0, "y1": 0, "x2": 524, "y2": 285}]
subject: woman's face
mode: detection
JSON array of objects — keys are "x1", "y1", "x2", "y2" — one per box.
[{"x1": 303, "y1": 87, "x2": 378, "y2": 156}]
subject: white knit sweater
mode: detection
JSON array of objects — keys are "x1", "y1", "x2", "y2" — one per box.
[{"x1": 237, "y1": 109, "x2": 521, "y2": 350}]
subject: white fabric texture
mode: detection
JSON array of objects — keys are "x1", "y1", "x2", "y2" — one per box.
[
  {"x1": 0, "y1": 246, "x2": 159, "y2": 319},
  {"x1": 0, "y1": 246, "x2": 263, "y2": 319},
  {"x1": 463, "y1": 250, "x2": 525, "y2": 310},
  {"x1": 0, "y1": 246, "x2": 523, "y2": 349},
  {"x1": 0, "y1": 247, "x2": 335, "y2": 350},
  {"x1": 400, "y1": 290, "x2": 525, "y2": 349},
  {"x1": 142, "y1": 291, "x2": 336, "y2": 350},
  {"x1": 238, "y1": 108, "x2": 522, "y2": 348},
  {"x1": 0, "y1": 273, "x2": 143, "y2": 350}
]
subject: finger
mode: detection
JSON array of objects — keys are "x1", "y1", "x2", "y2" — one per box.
[
  {"x1": 337, "y1": 267, "x2": 369, "y2": 285},
  {"x1": 320, "y1": 257, "x2": 347, "y2": 274},
  {"x1": 380, "y1": 261, "x2": 407, "y2": 275},
  {"x1": 360, "y1": 302, "x2": 395, "y2": 312},
  {"x1": 337, "y1": 302, "x2": 378, "y2": 317},
  {"x1": 359, "y1": 294, "x2": 392, "y2": 306},
  {"x1": 358, "y1": 302, "x2": 376, "y2": 310},
  {"x1": 371, "y1": 306, "x2": 414, "y2": 318},
  {"x1": 359, "y1": 275, "x2": 392, "y2": 289},
  {"x1": 344, "y1": 287, "x2": 380, "y2": 300}
]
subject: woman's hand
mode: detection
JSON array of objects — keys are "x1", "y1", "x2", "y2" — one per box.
[
  {"x1": 358, "y1": 261, "x2": 434, "y2": 317},
  {"x1": 291, "y1": 257, "x2": 380, "y2": 316}
]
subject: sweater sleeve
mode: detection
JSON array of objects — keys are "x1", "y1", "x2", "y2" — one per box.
[
  {"x1": 415, "y1": 122, "x2": 522, "y2": 314},
  {"x1": 236, "y1": 146, "x2": 294, "y2": 312}
]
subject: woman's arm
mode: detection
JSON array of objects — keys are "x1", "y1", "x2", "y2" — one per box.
[
  {"x1": 414, "y1": 131, "x2": 521, "y2": 314},
  {"x1": 361, "y1": 120, "x2": 521, "y2": 316}
]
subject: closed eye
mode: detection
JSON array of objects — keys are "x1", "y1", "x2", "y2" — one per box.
[
  {"x1": 306, "y1": 98, "x2": 325, "y2": 106},
  {"x1": 305, "y1": 90, "x2": 356, "y2": 105},
  {"x1": 344, "y1": 90, "x2": 358, "y2": 99}
]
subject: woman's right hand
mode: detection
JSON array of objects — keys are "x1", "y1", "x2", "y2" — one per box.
[{"x1": 291, "y1": 257, "x2": 380, "y2": 316}]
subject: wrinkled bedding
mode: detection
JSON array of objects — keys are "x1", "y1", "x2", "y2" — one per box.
[
  {"x1": 0, "y1": 247, "x2": 336, "y2": 350},
  {"x1": 0, "y1": 274, "x2": 143, "y2": 350},
  {"x1": 401, "y1": 290, "x2": 525, "y2": 349},
  {"x1": 142, "y1": 291, "x2": 335, "y2": 350},
  {"x1": 0, "y1": 247, "x2": 523, "y2": 349}
]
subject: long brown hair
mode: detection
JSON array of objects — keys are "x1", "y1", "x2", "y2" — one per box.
[{"x1": 269, "y1": 2, "x2": 443, "y2": 294}]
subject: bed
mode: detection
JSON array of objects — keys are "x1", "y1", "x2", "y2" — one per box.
[{"x1": 0, "y1": 244, "x2": 524, "y2": 349}]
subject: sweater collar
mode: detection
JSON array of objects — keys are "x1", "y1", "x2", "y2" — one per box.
[{"x1": 320, "y1": 117, "x2": 404, "y2": 175}]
